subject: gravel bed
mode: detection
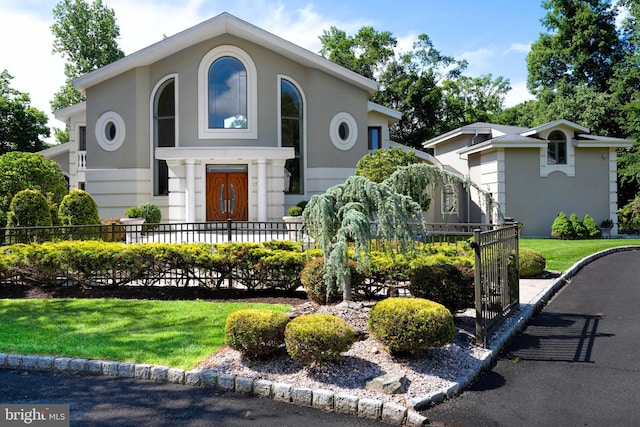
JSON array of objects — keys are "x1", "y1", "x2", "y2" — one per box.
[{"x1": 198, "y1": 301, "x2": 490, "y2": 407}]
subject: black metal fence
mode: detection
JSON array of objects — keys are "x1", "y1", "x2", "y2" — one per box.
[{"x1": 471, "y1": 223, "x2": 520, "y2": 347}]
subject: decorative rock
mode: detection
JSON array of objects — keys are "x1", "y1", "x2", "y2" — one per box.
[
  {"x1": 185, "y1": 369, "x2": 202, "y2": 387},
  {"x1": 102, "y1": 361, "x2": 119, "y2": 376},
  {"x1": 405, "y1": 410, "x2": 430, "y2": 426},
  {"x1": 54, "y1": 357, "x2": 72, "y2": 373},
  {"x1": 118, "y1": 362, "x2": 135, "y2": 378},
  {"x1": 135, "y1": 364, "x2": 152, "y2": 380},
  {"x1": 365, "y1": 373, "x2": 409, "y2": 394},
  {"x1": 357, "y1": 398, "x2": 382, "y2": 420},
  {"x1": 167, "y1": 368, "x2": 185, "y2": 384},
  {"x1": 35, "y1": 356, "x2": 55, "y2": 371},
  {"x1": 291, "y1": 387, "x2": 312, "y2": 406},
  {"x1": 7, "y1": 355, "x2": 22, "y2": 369},
  {"x1": 273, "y1": 383, "x2": 292, "y2": 402},
  {"x1": 335, "y1": 393, "x2": 359, "y2": 415},
  {"x1": 252, "y1": 379, "x2": 272, "y2": 398},
  {"x1": 200, "y1": 370, "x2": 217, "y2": 388},
  {"x1": 312, "y1": 389, "x2": 334, "y2": 410},
  {"x1": 150, "y1": 366, "x2": 168, "y2": 382},
  {"x1": 86, "y1": 360, "x2": 103, "y2": 375},
  {"x1": 235, "y1": 376, "x2": 254, "y2": 393},
  {"x1": 217, "y1": 373, "x2": 235, "y2": 391},
  {"x1": 381, "y1": 402, "x2": 407, "y2": 425},
  {"x1": 22, "y1": 356, "x2": 38, "y2": 370}
]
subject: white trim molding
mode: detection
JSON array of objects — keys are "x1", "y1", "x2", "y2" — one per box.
[
  {"x1": 329, "y1": 112, "x2": 358, "y2": 151},
  {"x1": 95, "y1": 111, "x2": 126, "y2": 152}
]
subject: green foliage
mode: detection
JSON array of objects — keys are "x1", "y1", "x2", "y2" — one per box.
[
  {"x1": 355, "y1": 147, "x2": 419, "y2": 183},
  {"x1": 408, "y1": 263, "x2": 474, "y2": 312},
  {"x1": 58, "y1": 189, "x2": 100, "y2": 226},
  {"x1": 286, "y1": 205, "x2": 303, "y2": 216},
  {"x1": 582, "y1": 214, "x2": 601, "y2": 239},
  {"x1": 570, "y1": 213, "x2": 588, "y2": 239},
  {"x1": 126, "y1": 202, "x2": 162, "y2": 228},
  {"x1": 0, "y1": 70, "x2": 50, "y2": 153},
  {"x1": 50, "y1": 0, "x2": 125, "y2": 110},
  {"x1": 284, "y1": 314, "x2": 356, "y2": 364},
  {"x1": 7, "y1": 190, "x2": 52, "y2": 228},
  {"x1": 618, "y1": 195, "x2": 640, "y2": 233},
  {"x1": 225, "y1": 309, "x2": 290, "y2": 358},
  {"x1": 551, "y1": 212, "x2": 575, "y2": 239},
  {"x1": 519, "y1": 248, "x2": 546, "y2": 278},
  {"x1": 0, "y1": 151, "x2": 68, "y2": 228},
  {"x1": 300, "y1": 257, "x2": 365, "y2": 304},
  {"x1": 368, "y1": 297, "x2": 454, "y2": 356}
]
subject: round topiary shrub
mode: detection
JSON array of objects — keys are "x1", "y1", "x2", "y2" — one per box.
[
  {"x1": 300, "y1": 257, "x2": 365, "y2": 304},
  {"x1": 225, "y1": 309, "x2": 291, "y2": 358},
  {"x1": 368, "y1": 297, "x2": 454, "y2": 356},
  {"x1": 519, "y1": 248, "x2": 546, "y2": 278},
  {"x1": 284, "y1": 313, "x2": 356, "y2": 364},
  {"x1": 7, "y1": 189, "x2": 52, "y2": 228},
  {"x1": 408, "y1": 263, "x2": 474, "y2": 312},
  {"x1": 58, "y1": 189, "x2": 100, "y2": 226}
]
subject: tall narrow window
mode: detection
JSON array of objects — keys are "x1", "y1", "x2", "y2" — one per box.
[
  {"x1": 368, "y1": 126, "x2": 381, "y2": 150},
  {"x1": 153, "y1": 78, "x2": 175, "y2": 196},
  {"x1": 209, "y1": 57, "x2": 247, "y2": 129},
  {"x1": 79, "y1": 126, "x2": 86, "y2": 151},
  {"x1": 547, "y1": 130, "x2": 567, "y2": 165},
  {"x1": 281, "y1": 79, "x2": 303, "y2": 194}
]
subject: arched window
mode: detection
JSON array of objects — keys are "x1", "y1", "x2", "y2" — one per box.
[
  {"x1": 280, "y1": 78, "x2": 304, "y2": 194},
  {"x1": 153, "y1": 77, "x2": 175, "y2": 196},
  {"x1": 547, "y1": 130, "x2": 567, "y2": 165},
  {"x1": 208, "y1": 57, "x2": 247, "y2": 129}
]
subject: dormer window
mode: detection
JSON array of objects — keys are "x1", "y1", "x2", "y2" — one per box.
[{"x1": 547, "y1": 130, "x2": 567, "y2": 165}]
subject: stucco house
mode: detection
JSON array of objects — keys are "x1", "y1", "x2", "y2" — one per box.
[
  {"x1": 423, "y1": 120, "x2": 634, "y2": 237},
  {"x1": 43, "y1": 12, "x2": 401, "y2": 223}
]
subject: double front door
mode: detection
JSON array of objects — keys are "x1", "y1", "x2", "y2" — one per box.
[{"x1": 206, "y1": 165, "x2": 248, "y2": 221}]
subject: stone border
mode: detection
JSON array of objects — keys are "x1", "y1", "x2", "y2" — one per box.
[{"x1": 2, "y1": 246, "x2": 637, "y2": 425}]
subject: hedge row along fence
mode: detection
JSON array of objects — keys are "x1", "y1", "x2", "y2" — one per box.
[{"x1": 0, "y1": 240, "x2": 475, "y2": 308}]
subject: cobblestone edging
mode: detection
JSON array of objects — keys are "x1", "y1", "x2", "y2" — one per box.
[
  {"x1": 2, "y1": 246, "x2": 638, "y2": 425},
  {"x1": 0, "y1": 354, "x2": 429, "y2": 426},
  {"x1": 407, "y1": 245, "x2": 640, "y2": 410}
]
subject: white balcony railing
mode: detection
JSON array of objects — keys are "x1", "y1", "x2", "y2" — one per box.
[{"x1": 77, "y1": 151, "x2": 87, "y2": 170}]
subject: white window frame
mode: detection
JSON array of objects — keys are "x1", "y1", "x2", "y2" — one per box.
[
  {"x1": 277, "y1": 75, "x2": 307, "y2": 195},
  {"x1": 329, "y1": 112, "x2": 358, "y2": 151},
  {"x1": 197, "y1": 45, "x2": 257, "y2": 140},
  {"x1": 150, "y1": 74, "x2": 179, "y2": 197},
  {"x1": 95, "y1": 111, "x2": 126, "y2": 152},
  {"x1": 441, "y1": 184, "x2": 458, "y2": 215}
]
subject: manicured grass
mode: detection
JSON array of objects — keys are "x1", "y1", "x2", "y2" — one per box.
[
  {"x1": 0, "y1": 299, "x2": 290, "y2": 370},
  {"x1": 520, "y1": 238, "x2": 640, "y2": 273}
]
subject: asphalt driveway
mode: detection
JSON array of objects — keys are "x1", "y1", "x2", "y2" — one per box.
[{"x1": 426, "y1": 249, "x2": 640, "y2": 426}]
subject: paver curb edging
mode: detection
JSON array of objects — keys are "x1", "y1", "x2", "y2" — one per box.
[
  {"x1": 408, "y1": 245, "x2": 640, "y2": 411},
  {"x1": 2, "y1": 246, "x2": 637, "y2": 425}
]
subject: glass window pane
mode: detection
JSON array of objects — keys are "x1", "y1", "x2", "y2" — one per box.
[{"x1": 209, "y1": 57, "x2": 247, "y2": 129}]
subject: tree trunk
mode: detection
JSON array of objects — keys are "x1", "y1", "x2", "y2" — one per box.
[{"x1": 342, "y1": 272, "x2": 352, "y2": 302}]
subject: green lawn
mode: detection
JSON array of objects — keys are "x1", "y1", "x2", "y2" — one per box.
[
  {"x1": 0, "y1": 299, "x2": 289, "y2": 369},
  {"x1": 520, "y1": 238, "x2": 640, "y2": 273}
]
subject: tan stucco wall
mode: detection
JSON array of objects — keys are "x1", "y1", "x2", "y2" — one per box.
[{"x1": 504, "y1": 147, "x2": 611, "y2": 236}]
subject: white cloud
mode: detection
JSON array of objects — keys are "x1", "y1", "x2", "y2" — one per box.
[
  {"x1": 504, "y1": 42, "x2": 530, "y2": 55},
  {"x1": 504, "y1": 81, "x2": 535, "y2": 108},
  {"x1": 458, "y1": 47, "x2": 496, "y2": 75}
]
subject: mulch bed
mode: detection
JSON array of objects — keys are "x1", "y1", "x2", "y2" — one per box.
[{"x1": 0, "y1": 283, "x2": 309, "y2": 306}]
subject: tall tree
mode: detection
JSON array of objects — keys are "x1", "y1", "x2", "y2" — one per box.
[
  {"x1": 526, "y1": 0, "x2": 622, "y2": 96},
  {"x1": 50, "y1": 0, "x2": 125, "y2": 111},
  {"x1": 0, "y1": 70, "x2": 50, "y2": 154}
]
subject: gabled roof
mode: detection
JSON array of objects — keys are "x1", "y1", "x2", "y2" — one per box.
[
  {"x1": 74, "y1": 12, "x2": 378, "y2": 95},
  {"x1": 424, "y1": 119, "x2": 633, "y2": 153},
  {"x1": 53, "y1": 101, "x2": 86, "y2": 122},
  {"x1": 368, "y1": 102, "x2": 402, "y2": 122}
]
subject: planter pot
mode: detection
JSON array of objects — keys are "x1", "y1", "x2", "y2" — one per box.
[
  {"x1": 282, "y1": 216, "x2": 302, "y2": 241},
  {"x1": 120, "y1": 217, "x2": 146, "y2": 243}
]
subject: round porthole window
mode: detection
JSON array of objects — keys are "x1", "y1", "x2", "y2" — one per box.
[
  {"x1": 330, "y1": 112, "x2": 358, "y2": 151},
  {"x1": 95, "y1": 111, "x2": 126, "y2": 151}
]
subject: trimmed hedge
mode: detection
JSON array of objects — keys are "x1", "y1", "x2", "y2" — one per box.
[
  {"x1": 284, "y1": 313, "x2": 356, "y2": 364},
  {"x1": 368, "y1": 297, "x2": 454, "y2": 356},
  {"x1": 408, "y1": 261, "x2": 474, "y2": 312},
  {"x1": 225, "y1": 309, "x2": 291, "y2": 358}
]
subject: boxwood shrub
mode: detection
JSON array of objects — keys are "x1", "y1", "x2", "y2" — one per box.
[
  {"x1": 225, "y1": 309, "x2": 290, "y2": 358},
  {"x1": 368, "y1": 297, "x2": 454, "y2": 356},
  {"x1": 284, "y1": 313, "x2": 356, "y2": 364},
  {"x1": 300, "y1": 257, "x2": 365, "y2": 304},
  {"x1": 408, "y1": 262, "x2": 474, "y2": 312},
  {"x1": 519, "y1": 247, "x2": 546, "y2": 278}
]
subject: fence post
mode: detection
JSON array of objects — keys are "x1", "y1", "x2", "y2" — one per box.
[
  {"x1": 111, "y1": 222, "x2": 116, "y2": 243},
  {"x1": 471, "y1": 228, "x2": 485, "y2": 347},
  {"x1": 226, "y1": 218, "x2": 232, "y2": 242}
]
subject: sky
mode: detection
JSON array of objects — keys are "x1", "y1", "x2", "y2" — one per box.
[{"x1": 0, "y1": 0, "x2": 546, "y2": 140}]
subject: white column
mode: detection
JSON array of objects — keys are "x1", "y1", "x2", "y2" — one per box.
[
  {"x1": 257, "y1": 159, "x2": 267, "y2": 222},
  {"x1": 185, "y1": 160, "x2": 196, "y2": 222}
]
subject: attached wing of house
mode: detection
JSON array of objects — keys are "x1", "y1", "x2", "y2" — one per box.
[{"x1": 423, "y1": 119, "x2": 633, "y2": 236}]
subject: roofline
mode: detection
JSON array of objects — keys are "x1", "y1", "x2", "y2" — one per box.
[
  {"x1": 74, "y1": 13, "x2": 377, "y2": 95},
  {"x1": 40, "y1": 141, "x2": 71, "y2": 157},
  {"x1": 521, "y1": 119, "x2": 589, "y2": 136},
  {"x1": 368, "y1": 102, "x2": 402, "y2": 120},
  {"x1": 423, "y1": 127, "x2": 493, "y2": 148},
  {"x1": 53, "y1": 101, "x2": 86, "y2": 121}
]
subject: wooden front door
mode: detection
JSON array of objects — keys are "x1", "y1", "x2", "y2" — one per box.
[{"x1": 206, "y1": 165, "x2": 248, "y2": 221}]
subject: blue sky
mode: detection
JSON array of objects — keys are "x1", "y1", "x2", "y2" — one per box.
[{"x1": 0, "y1": 0, "x2": 547, "y2": 136}]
